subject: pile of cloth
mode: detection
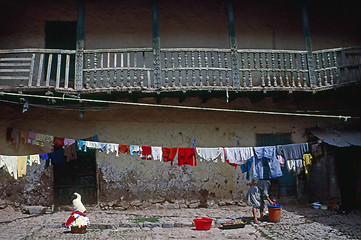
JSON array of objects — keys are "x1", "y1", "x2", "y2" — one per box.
[{"x1": 65, "y1": 211, "x2": 90, "y2": 229}]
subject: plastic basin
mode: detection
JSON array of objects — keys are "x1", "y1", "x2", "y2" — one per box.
[{"x1": 193, "y1": 217, "x2": 213, "y2": 230}]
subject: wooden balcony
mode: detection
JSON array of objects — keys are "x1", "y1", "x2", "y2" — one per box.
[{"x1": 0, "y1": 47, "x2": 360, "y2": 94}]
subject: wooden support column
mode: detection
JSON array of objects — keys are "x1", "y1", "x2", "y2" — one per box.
[
  {"x1": 75, "y1": 0, "x2": 85, "y2": 91},
  {"x1": 301, "y1": 2, "x2": 317, "y2": 88},
  {"x1": 226, "y1": 0, "x2": 240, "y2": 88},
  {"x1": 152, "y1": 0, "x2": 161, "y2": 90}
]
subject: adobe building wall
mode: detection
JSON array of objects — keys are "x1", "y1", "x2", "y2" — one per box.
[
  {"x1": 0, "y1": 0, "x2": 359, "y2": 50},
  {"x1": 0, "y1": 95, "x2": 345, "y2": 207}
]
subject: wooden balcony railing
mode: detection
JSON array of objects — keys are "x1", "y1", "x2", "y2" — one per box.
[
  {"x1": 0, "y1": 49, "x2": 76, "y2": 90},
  {"x1": 0, "y1": 47, "x2": 360, "y2": 93}
]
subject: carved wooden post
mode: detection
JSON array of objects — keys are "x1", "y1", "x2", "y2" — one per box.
[
  {"x1": 301, "y1": 2, "x2": 316, "y2": 88},
  {"x1": 75, "y1": 0, "x2": 85, "y2": 91},
  {"x1": 226, "y1": 0, "x2": 240, "y2": 88},
  {"x1": 152, "y1": 0, "x2": 161, "y2": 90}
]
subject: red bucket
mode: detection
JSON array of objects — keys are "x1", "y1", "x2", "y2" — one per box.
[{"x1": 193, "y1": 217, "x2": 213, "y2": 230}]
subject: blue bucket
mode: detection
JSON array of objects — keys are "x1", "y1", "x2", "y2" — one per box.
[{"x1": 267, "y1": 204, "x2": 282, "y2": 208}]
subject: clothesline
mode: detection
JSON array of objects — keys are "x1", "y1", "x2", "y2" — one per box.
[
  {"x1": 1, "y1": 127, "x2": 321, "y2": 180},
  {"x1": 0, "y1": 91, "x2": 353, "y2": 121}
]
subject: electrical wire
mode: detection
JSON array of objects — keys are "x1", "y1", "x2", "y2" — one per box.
[
  {"x1": 0, "y1": 91, "x2": 354, "y2": 121},
  {"x1": 0, "y1": 98, "x2": 356, "y2": 114}
]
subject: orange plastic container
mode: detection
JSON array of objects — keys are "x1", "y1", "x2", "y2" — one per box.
[
  {"x1": 193, "y1": 217, "x2": 213, "y2": 230},
  {"x1": 267, "y1": 204, "x2": 282, "y2": 222}
]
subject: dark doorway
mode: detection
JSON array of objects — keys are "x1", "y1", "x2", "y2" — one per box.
[
  {"x1": 45, "y1": 21, "x2": 76, "y2": 83},
  {"x1": 53, "y1": 149, "x2": 97, "y2": 206},
  {"x1": 335, "y1": 146, "x2": 361, "y2": 210},
  {"x1": 256, "y1": 133, "x2": 296, "y2": 197}
]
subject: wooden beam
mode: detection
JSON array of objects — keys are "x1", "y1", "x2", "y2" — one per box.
[
  {"x1": 301, "y1": 2, "x2": 317, "y2": 88},
  {"x1": 75, "y1": 0, "x2": 85, "y2": 91},
  {"x1": 152, "y1": 0, "x2": 161, "y2": 90},
  {"x1": 226, "y1": 0, "x2": 240, "y2": 88}
]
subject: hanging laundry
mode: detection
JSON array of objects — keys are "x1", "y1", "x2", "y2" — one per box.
[
  {"x1": 29, "y1": 154, "x2": 41, "y2": 166},
  {"x1": 224, "y1": 147, "x2": 254, "y2": 166},
  {"x1": 240, "y1": 157, "x2": 254, "y2": 181},
  {"x1": 130, "y1": 145, "x2": 141, "y2": 156},
  {"x1": 43, "y1": 135, "x2": 54, "y2": 144},
  {"x1": 53, "y1": 137, "x2": 65, "y2": 148},
  {"x1": 27, "y1": 132, "x2": 36, "y2": 144},
  {"x1": 253, "y1": 146, "x2": 282, "y2": 178},
  {"x1": 39, "y1": 153, "x2": 48, "y2": 161},
  {"x1": 303, "y1": 153, "x2": 313, "y2": 174},
  {"x1": 64, "y1": 138, "x2": 76, "y2": 146},
  {"x1": 286, "y1": 160, "x2": 294, "y2": 172},
  {"x1": 34, "y1": 134, "x2": 45, "y2": 146},
  {"x1": 191, "y1": 137, "x2": 196, "y2": 148},
  {"x1": 277, "y1": 155, "x2": 285, "y2": 166},
  {"x1": 286, "y1": 159, "x2": 303, "y2": 174},
  {"x1": 17, "y1": 155, "x2": 28, "y2": 178},
  {"x1": 86, "y1": 141, "x2": 99, "y2": 149},
  {"x1": 119, "y1": 145, "x2": 130, "y2": 154},
  {"x1": 97, "y1": 142, "x2": 107, "y2": 152},
  {"x1": 141, "y1": 146, "x2": 152, "y2": 160},
  {"x1": 106, "y1": 143, "x2": 119, "y2": 156},
  {"x1": 0, "y1": 155, "x2": 18, "y2": 179},
  {"x1": 278, "y1": 143, "x2": 309, "y2": 161},
  {"x1": 19, "y1": 130, "x2": 28, "y2": 144},
  {"x1": 77, "y1": 140, "x2": 87, "y2": 152},
  {"x1": 49, "y1": 149, "x2": 65, "y2": 165},
  {"x1": 178, "y1": 148, "x2": 197, "y2": 166},
  {"x1": 276, "y1": 146, "x2": 285, "y2": 166},
  {"x1": 162, "y1": 147, "x2": 177, "y2": 164},
  {"x1": 64, "y1": 143, "x2": 78, "y2": 162},
  {"x1": 252, "y1": 154, "x2": 264, "y2": 179},
  {"x1": 151, "y1": 147, "x2": 162, "y2": 161},
  {"x1": 296, "y1": 159, "x2": 303, "y2": 172},
  {"x1": 196, "y1": 147, "x2": 224, "y2": 163},
  {"x1": 39, "y1": 153, "x2": 50, "y2": 167}
]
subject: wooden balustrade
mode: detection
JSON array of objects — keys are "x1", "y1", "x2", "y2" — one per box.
[
  {"x1": 0, "y1": 49, "x2": 76, "y2": 90},
  {"x1": 83, "y1": 48, "x2": 153, "y2": 92},
  {"x1": 160, "y1": 49, "x2": 231, "y2": 91},
  {"x1": 0, "y1": 47, "x2": 360, "y2": 93},
  {"x1": 236, "y1": 49, "x2": 310, "y2": 91}
]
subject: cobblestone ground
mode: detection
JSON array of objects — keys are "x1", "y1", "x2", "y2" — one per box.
[
  {"x1": 255, "y1": 205, "x2": 361, "y2": 240},
  {"x1": 0, "y1": 204, "x2": 360, "y2": 240}
]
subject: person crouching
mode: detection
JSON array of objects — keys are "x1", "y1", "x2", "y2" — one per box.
[{"x1": 246, "y1": 179, "x2": 275, "y2": 224}]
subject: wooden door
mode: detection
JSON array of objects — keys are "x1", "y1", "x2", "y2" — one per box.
[{"x1": 53, "y1": 149, "x2": 97, "y2": 206}]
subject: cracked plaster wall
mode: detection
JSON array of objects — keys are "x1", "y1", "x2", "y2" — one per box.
[{"x1": 0, "y1": 95, "x2": 346, "y2": 206}]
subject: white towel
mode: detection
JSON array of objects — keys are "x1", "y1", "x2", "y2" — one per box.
[
  {"x1": 287, "y1": 159, "x2": 304, "y2": 174},
  {"x1": 151, "y1": 147, "x2": 162, "y2": 161},
  {"x1": 29, "y1": 154, "x2": 41, "y2": 166},
  {"x1": 224, "y1": 147, "x2": 254, "y2": 165},
  {"x1": 86, "y1": 141, "x2": 99, "y2": 149},
  {"x1": 0, "y1": 155, "x2": 18, "y2": 179},
  {"x1": 196, "y1": 147, "x2": 224, "y2": 162},
  {"x1": 106, "y1": 143, "x2": 119, "y2": 156}
]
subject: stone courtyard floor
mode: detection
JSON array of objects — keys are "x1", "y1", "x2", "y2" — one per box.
[{"x1": 0, "y1": 203, "x2": 360, "y2": 240}]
